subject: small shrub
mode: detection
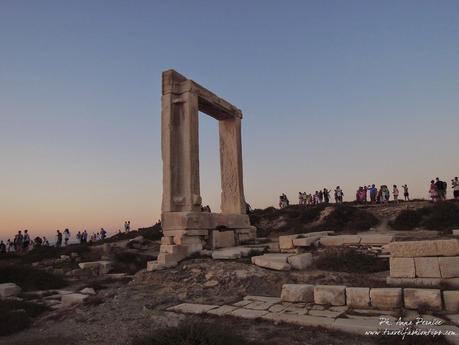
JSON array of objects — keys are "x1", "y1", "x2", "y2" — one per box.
[
  {"x1": 0, "y1": 310, "x2": 31, "y2": 336},
  {"x1": 422, "y1": 202, "x2": 459, "y2": 230},
  {"x1": 0, "y1": 300, "x2": 49, "y2": 336},
  {"x1": 112, "y1": 252, "x2": 156, "y2": 274},
  {"x1": 390, "y1": 202, "x2": 459, "y2": 231},
  {"x1": 389, "y1": 209, "x2": 424, "y2": 230},
  {"x1": 312, "y1": 204, "x2": 379, "y2": 232},
  {"x1": 132, "y1": 321, "x2": 250, "y2": 345},
  {"x1": 0, "y1": 265, "x2": 67, "y2": 291},
  {"x1": 315, "y1": 248, "x2": 388, "y2": 273},
  {"x1": 19, "y1": 246, "x2": 61, "y2": 264}
]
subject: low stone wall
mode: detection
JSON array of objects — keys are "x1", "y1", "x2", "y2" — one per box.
[
  {"x1": 278, "y1": 232, "x2": 393, "y2": 257},
  {"x1": 388, "y1": 239, "x2": 459, "y2": 288},
  {"x1": 281, "y1": 283, "x2": 459, "y2": 312}
]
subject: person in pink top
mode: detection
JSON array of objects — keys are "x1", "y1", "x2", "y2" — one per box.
[{"x1": 429, "y1": 180, "x2": 438, "y2": 202}]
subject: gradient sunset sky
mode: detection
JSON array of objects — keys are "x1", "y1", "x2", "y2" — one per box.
[{"x1": 1, "y1": 0, "x2": 458, "y2": 241}]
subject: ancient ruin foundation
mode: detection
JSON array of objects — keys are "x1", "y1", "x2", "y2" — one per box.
[{"x1": 153, "y1": 70, "x2": 256, "y2": 269}]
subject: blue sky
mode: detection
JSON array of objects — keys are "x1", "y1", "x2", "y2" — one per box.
[{"x1": 1, "y1": 0, "x2": 458, "y2": 239}]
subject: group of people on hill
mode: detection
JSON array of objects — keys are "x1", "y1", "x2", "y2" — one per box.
[
  {"x1": 429, "y1": 177, "x2": 459, "y2": 202},
  {"x1": 279, "y1": 177, "x2": 458, "y2": 209},
  {"x1": 355, "y1": 184, "x2": 409, "y2": 204},
  {"x1": 297, "y1": 188, "x2": 339, "y2": 206},
  {"x1": 0, "y1": 229, "x2": 51, "y2": 255},
  {"x1": 0, "y1": 225, "x2": 113, "y2": 255}
]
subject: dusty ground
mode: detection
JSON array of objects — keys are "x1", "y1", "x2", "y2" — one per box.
[{"x1": 0, "y1": 257, "x2": 393, "y2": 345}]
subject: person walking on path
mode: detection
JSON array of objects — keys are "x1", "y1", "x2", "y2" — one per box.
[
  {"x1": 393, "y1": 185, "x2": 400, "y2": 204},
  {"x1": 56, "y1": 230, "x2": 63, "y2": 248},
  {"x1": 402, "y1": 184, "x2": 410, "y2": 201},
  {"x1": 429, "y1": 180, "x2": 439, "y2": 202},
  {"x1": 452, "y1": 177, "x2": 459, "y2": 201},
  {"x1": 64, "y1": 228, "x2": 70, "y2": 246}
]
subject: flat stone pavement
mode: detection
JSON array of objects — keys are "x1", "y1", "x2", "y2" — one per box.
[{"x1": 167, "y1": 296, "x2": 459, "y2": 344}]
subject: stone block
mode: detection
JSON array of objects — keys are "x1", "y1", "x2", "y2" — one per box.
[
  {"x1": 415, "y1": 257, "x2": 441, "y2": 278},
  {"x1": 439, "y1": 257, "x2": 459, "y2": 278},
  {"x1": 167, "y1": 303, "x2": 218, "y2": 314},
  {"x1": 0, "y1": 283, "x2": 21, "y2": 298},
  {"x1": 212, "y1": 247, "x2": 242, "y2": 260},
  {"x1": 280, "y1": 284, "x2": 314, "y2": 303},
  {"x1": 61, "y1": 293, "x2": 88, "y2": 307},
  {"x1": 390, "y1": 257, "x2": 415, "y2": 278},
  {"x1": 251, "y1": 254, "x2": 292, "y2": 271},
  {"x1": 435, "y1": 239, "x2": 459, "y2": 256},
  {"x1": 212, "y1": 230, "x2": 235, "y2": 249},
  {"x1": 346, "y1": 287, "x2": 370, "y2": 308},
  {"x1": 403, "y1": 288, "x2": 442, "y2": 311},
  {"x1": 207, "y1": 305, "x2": 238, "y2": 316},
  {"x1": 389, "y1": 241, "x2": 437, "y2": 257},
  {"x1": 229, "y1": 308, "x2": 268, "y2": 319},
  {"x1": 78, "y1": 261, "x2": 112, "y2": 275},
  {"x1": 444, "y1": 291, "x2": 459, "y2": 313},
  {"x1": 370, "y1": 288, "x2": 402, "y2": 310},
  {"x1": 360, "y1": 235, "x2": 394, "y2": 245},
  {"x1": 314, "y1": 285, "x2": 346, "y2": 306},
  {"x1": 266, "y1": 242, "x2": 280, "y2": 252},
  {"x1": 386, "y1": 277, "x2": 442, "y2": 288},
  {"x1": 80, "y1": 288, "x2": 96, "y2": 295},
  {"x1": 287, "y1": 253, "x2": 313, "y2": 270},
  {"x1": 279, "y1": 235, "x2": 299, "y2": 250},
  {"x1": 262, "y1": 313, "x2": 335, "y2": 328},
  {"x1": 319, "y1": 235, "x2": 361, "y2": 247},
  {"x1": 292, "y1": 237, "x2": 320, "y2": 247}
]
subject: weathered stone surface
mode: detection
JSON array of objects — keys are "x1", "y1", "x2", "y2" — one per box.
[
  {"x1": 80, "y1": 288, "x2": 96, "y2": 295},
  {"x1": 281, "y1": 284, "x2": 314, "y2": 303},
  {"x1": 389, "y1": 241, "x2": 437, "y2": 257},
  {"x1": 415, "y1": 257, "x2": 441, "y2": 278},
  {"x1": 212, "y1": 230, "x2": 235, "y2": 249},
  {"x1": 244, "y1": 295, "x2": 281, "y2": 303},
  {"x1": 251, "y1": 254, "x2": 292, "y2": 271},
  {"x1": 444, "y1": 291, "x2": 459, "y2": 313},
  {"x1": 266, "y1": 242, "x2": 280, "y2": 252},
  {"x1": 61, "y1": 293, "x2": 88, "y2": 307},
  {"x1": 0, "y1": 283, "x2": 21, "y2": 298},
  {"x1": 390, "y1": 257, "x2": 415, "y2": 278},
  {"x1": 292, "y1": 237, "x2": 320, "y2": 247},
  {"x1": 308, "y1": 309, "x2": 343, "y2": 318},
  {"x1": 168, "y1": 303, "x2": 218, "y2": 314},
  {"x1": 360, "y1": 235, "x2": 394, "y2": 245},
  {"x1": 346, "y1": 287, "x2": 370, "y2": 308},
  {"x1": 439, "y1": 257, "x2": 459, "y2": 278},
  {"x1": 207, "y1": 305, "x2": 238, "y2": 316},
  {"x1": 370, "y1": 288, "x2": 402, "y2": 310},
  {"x1": 229, "y1": 308, "x2": 268, "y2": 319},
  {"x1": 403, "y1": 288, "x2": 442, "y2": 310},
  {"x1": 319, "y1": 235, "x2": 361, "y2": 246},
  {"x1": 212, "y1": 247, "x2": 242, "y2": 260},
  {"x1": 435, "y1": 239, "x2": 459, "y2": 256},
  {"x1": 386, "y1": 277, "x2": 443, "y2": 288},
  {"x1": 245, "y1": 300, "x2": 278, "y2": 310},
  {"x1": 262, "y1": 313, "x2": 334, "y2": 327},
  {"x1": 287, "y1": 253, "x2": 313, "y2": 270},
  {"x1": 314, "y1": 285, "x2": 346, "y2": 306},
  {"x1": 78, "y1": 261, "x2": 112, "y2": 275},
  {"x1": 279, "y1": 235, "x2": 299, "y2": 250}
]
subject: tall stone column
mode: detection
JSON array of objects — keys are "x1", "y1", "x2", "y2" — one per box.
[
  {"x1": 161, "y1": 90, "x2": 201, "y2": 213},
  {"x1": 219, "y1": 117, "x2": 246, "y2": 214}
]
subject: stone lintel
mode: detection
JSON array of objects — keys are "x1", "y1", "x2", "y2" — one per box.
[{"x1": 162, "y1": 69, "x2": 242, "y2": 120}]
